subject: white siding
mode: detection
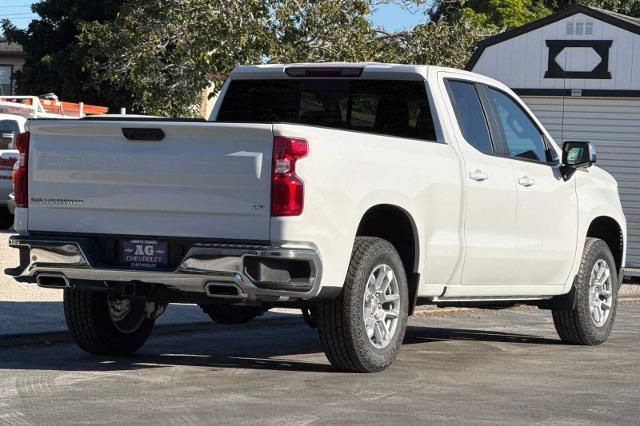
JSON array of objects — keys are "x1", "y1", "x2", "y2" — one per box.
[
  {"x1": 472, "y1": 13, "x2": 640, "y2": 90},
  {"x1": 523, "y1": 96, "x2": 640, "y2": 267}
]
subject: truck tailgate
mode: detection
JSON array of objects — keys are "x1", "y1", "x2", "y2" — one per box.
[{"x1": 27, "y1": 121, "x2": 273, "y2": 241}]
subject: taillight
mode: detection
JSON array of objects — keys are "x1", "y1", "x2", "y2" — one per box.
[
  {"x1": 271, "y1": 136, "x2": 308, "y2": 216},
  {"x1": 0, "y1": 157, "x2": 16, "y2": 170},
  {"x1": 13, "y1": 132, "x2": 29, "y2": 208}
]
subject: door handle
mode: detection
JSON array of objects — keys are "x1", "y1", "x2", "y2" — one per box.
[
  {"x1": 518, "y1": 176, "x2": 536, "y2": 187},
  {"x1": 469, "y1": 170, "x2": 488, "y2": 182}
]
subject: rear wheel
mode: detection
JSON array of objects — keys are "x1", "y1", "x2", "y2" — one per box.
[
  {"x1": 200, "y1": 304, "x2": 266, "y2": 325},
  {"x1": 317, "y1": 237, "x2": 409, "y2": 373},
  {"x1": 552, "y1": 238, "x2": 619, "y2": 345},
  {"x1": 64, "y1": 289, "x2": 155, "y2": 355}
]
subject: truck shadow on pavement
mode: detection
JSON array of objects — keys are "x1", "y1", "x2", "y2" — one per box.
[
  {"x1": 0, "y1": 312, "x2": 560, "y2": 374},
  {"x1": 403, "y1": 325, "x2": 560, "y2": 346}
]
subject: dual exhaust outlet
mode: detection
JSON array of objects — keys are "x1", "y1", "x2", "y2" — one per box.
[
  {"x1": 36, "y1": 273, "x2": 71, "y2": 289},
  {"x1": 204, "y1": 282, "x2": 245, "y2": 300}
]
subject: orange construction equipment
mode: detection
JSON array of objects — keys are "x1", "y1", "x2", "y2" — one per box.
[
  {"x1": 0, "y1": 95, "x2": 109, "y2": 118},
  {"x1": 39, "y1": 98, "x2": 108, "y2": 116}
]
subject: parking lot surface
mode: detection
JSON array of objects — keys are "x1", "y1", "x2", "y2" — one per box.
[{"x1": 0, "y1": 303, "x2": 638, "y2": 424}]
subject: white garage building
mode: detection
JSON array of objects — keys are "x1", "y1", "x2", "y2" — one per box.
[{"x1": 468, "y1": 5, "x2": 640, "y2": 277}]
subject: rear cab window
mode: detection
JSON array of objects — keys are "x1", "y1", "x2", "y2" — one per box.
[{"x1": 217, "y1": 79, "x2": 437, "y2": 141}]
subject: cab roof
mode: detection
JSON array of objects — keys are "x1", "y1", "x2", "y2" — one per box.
[{"x1": 231, "y1": 62, "x2": 431, "y2": 80}]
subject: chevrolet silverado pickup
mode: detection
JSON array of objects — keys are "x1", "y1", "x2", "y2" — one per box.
[{"x1": 6, "y1": 63, "x2": 627, "y2": 372}]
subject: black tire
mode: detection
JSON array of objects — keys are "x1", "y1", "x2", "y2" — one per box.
[
  {"x1": 317, "y1": 237, "x2": 409, "y2": 373},
  {"x1": 200, "y1": 304, "x2": 266, "y2": 325},
  {"x1": 64, "y1": 289, "x2": 155, "y2": 355},
  {"x1": 552, "y1": 238, "x2": 619, "y2": 345}
]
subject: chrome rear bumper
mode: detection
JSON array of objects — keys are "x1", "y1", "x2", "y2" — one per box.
[{"x1": 6, "y1": 235, "x2": 323, "y2": 301}]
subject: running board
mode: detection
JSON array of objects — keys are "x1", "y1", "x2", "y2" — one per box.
[{"x1": 431, "y1": 296, "x2": 551, "y2": 303}]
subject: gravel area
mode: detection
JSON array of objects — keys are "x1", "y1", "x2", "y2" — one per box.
[{"x1": 0, "y1": 230, "x2": 63, "y2": 302}]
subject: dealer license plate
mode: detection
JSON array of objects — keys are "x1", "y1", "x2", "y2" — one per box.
[{"x1": 122, "y1": 239, "x2": 168, "y2": 269}]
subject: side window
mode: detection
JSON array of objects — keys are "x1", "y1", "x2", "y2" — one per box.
[
  {"x1": 446, "y1": 81, "x2": 493, "y2": 154},
  {"x1": 486, "y1": 88, "x2": 549, "y2": 163}
]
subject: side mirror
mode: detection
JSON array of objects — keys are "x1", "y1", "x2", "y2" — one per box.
[{"x1": 561, "y1": 141, "x2": 596, "y2": 180}]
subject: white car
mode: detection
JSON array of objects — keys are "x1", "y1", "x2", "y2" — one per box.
[{"x1": 6, "y1": 63, "x2": 626, "y2": 372}]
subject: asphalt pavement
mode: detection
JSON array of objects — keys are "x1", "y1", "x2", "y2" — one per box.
[
  {"x1": 1, "y1": 230, "x2": 640, "y2": 423},
  {"x1": 0, "y1": 304, "x2": 638, "y2": 424}
]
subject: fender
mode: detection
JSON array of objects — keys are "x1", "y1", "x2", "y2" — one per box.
[{"x1": 561, "y1": 167, "x2": 627, "y2": 294}]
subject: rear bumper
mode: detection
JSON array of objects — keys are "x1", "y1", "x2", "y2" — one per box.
[{"x1": 6, "y1": 235, "x2": 324, "y2": 301}]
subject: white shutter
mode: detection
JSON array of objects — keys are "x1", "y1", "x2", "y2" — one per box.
[{"x1": 523, "y1": 96, "x2": 640, "y2": 268}]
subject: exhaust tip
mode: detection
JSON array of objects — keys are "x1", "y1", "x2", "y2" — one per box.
[
  {"x1": 204, "y1": 282, "x2": 244, "y2": 299},
  {"x1": 36, "y1": 273, "x2": 70, "y2": 289}
]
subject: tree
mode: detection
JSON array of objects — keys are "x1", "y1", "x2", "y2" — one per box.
[
  {"x1": 378, "y1": 14, "x2": 498, "y2": 68},
  {"x1": 267, "y1": 0, "x2": 382, "y2": 63},
  {"x1": 462, "y1": 0, "x2": 551, "y2": 28},
  {"x1": 430, "y1": 0, "x2": 552, "y2": 29},
  {"x1": 81, "y1": 0, "x2": 271, "y2": 116},
  {"x1": 543, "y1": 1, "x2": 640, "y2": 17},
  {"x1": 1, "y1": 0, "x2": 131, "y2": 111},
  {"x1": 80, "y1": 0, "x2": 491, "y2": 116}
]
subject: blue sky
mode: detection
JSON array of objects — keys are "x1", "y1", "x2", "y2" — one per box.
[
  {"x1": 3, "y1": 1, "x2": 430, "y2": 31},
  {"x1": 0, "y1": 0, "x2": 37, "y2": 30},
  {"x1": 371, "y1": 2, "x2": 430, "y2": 31}
]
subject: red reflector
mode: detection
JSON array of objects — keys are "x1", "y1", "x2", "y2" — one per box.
[
  {"x1": 271, "y1": 136, "x2": 308, "y2": 216},
  {"x1": 14, "y1": 132, "x2": 29, "y2": 208},
  {"x1": 285, "y1": 67, "x2": 363, "y2": 78}
]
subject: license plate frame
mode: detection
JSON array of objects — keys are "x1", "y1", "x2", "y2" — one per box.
[{"x1": 121, "y1": 239, "x2": 168, "y2": 269}]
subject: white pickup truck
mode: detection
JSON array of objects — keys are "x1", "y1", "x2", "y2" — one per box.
[{"x1": 7, "y1": 63, "x2": 626, "y2": 372}]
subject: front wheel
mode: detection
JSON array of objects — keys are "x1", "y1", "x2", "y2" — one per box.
[
  {"x1": 64, "y1": 289, "x2": 155, "y2": 355},
  {"x1": 317, "y1": 237, "x2": 409, "y2": 373},
  {"x1": 552, "y1": 238, "x2": 619, "y2": 345}
]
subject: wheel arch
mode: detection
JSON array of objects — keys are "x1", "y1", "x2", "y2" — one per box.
[
  {"x1": 586, "y1": 216, "x2": 624, "y2": 273},
  {"x1": 355, "y1": 204, "x2": 420, "y2": 313}
]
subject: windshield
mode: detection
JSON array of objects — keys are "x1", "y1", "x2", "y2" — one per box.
[
  {"x1": 217, "y1": 79, "x2": 436, "y2": 141},
  {"x1": 0, "y1": 119, "x2": 19, "y2": 149},
  {"x1": 0, "y1": 119, "x2": 19, "y2": 134}
]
